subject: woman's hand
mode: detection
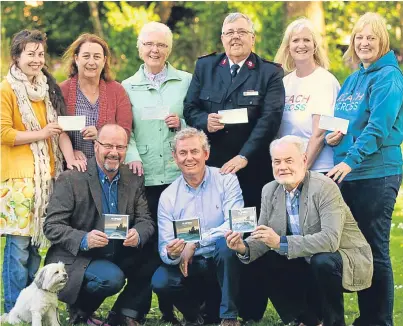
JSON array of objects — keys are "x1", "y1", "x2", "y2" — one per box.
[
  {"x1": 41, "y1": 122, "x2": 63, "y2": 140},
  {"x1": 325, "y1": 131, "x2": 344, "y2": 146},
  {"x1": 326, "y1": 162, "x2": 352, "y2": 184},
  {"x1": 164, "y1": 114, "x2": 181, "y2": 129},
  {"x1": 66, "y1": 159, "x2": 87, "y2": 172},
  {"x1": 127, "y1": 161, "x2": 144, "y2": 176},
  {"x1": 73, "y1": 150, "x2": 87, "y2": 161},
  {"x1": 81, "y1": 126, "x2": 97, "y2": 140}
]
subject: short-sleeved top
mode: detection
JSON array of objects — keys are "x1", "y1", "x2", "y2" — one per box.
[{"x1": 277, "y1": 67, "x2": 340, "y2": 172}]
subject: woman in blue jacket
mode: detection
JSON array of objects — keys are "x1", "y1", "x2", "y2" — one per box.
[{"x1": 326, "y1": 13, "x2": 403, "y2": 326}]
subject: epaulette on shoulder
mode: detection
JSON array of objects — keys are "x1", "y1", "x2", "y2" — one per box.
[
  {"x1": 198, "y1": 52, "x2": 217, "y2": 59},
  {"x1": 262, "y1": 59, "x2": 282, "y2": 68}
]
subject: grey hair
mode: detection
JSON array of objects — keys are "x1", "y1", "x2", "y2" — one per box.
[
  {"x1": 222, "y1": 13, "x2": 255, "y2": 34},
  {"x1": 172, "y1": 127, "x2": 210, "y2": 153},
  {"x1": 137, "y1": 21, "x2": 173, "y2": 56},
  {"x1": 270, "y1": 135, "x2": 307, "y2": 157}
]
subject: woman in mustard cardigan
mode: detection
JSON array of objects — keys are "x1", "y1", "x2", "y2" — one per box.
[{"x1": 0, "y1": 29, "x2": 85, "y2": 313}]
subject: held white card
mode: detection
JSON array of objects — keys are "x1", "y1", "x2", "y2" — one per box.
[
  {"x1": 218, "y1": 108, "x2": 249, "y2": 124},
  {"x1": 319, "y1": 115, "x2": 349, "y2": 134},
  {"x1": 58, "y1": 116, "x2": 86, "y2": 131},
  {"x1": 141, "y1": 106, "x2": 169, "y2": 120}
]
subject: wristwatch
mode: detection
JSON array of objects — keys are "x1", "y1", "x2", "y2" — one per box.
[{"x1": 239, "y1": 155, "x2": 248, "y2": 162}]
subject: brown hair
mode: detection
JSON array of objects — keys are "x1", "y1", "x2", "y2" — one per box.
[
  {"x1": 10, "y1": 29, "x2": 66, "y2": 116},
  {"x1": 63, "y1": 33, "x2": 113, "y2": 81}
]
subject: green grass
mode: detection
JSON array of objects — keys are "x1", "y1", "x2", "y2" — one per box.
[{"x1": 1, "y1": 189, "x2": 403, "y2": 325}]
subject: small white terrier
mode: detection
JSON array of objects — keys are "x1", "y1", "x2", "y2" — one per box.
[{"x1": 0, "y1": 262, "x2": 68, "y2": 326}]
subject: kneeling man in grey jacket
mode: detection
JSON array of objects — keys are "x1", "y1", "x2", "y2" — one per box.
[{"x1": 226, "y1": 135, "x2": 373, "y2": 326}]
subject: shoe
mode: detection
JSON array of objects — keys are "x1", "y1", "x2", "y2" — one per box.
[
  {"x1": 121, "y1": 316, "x2": 141, "y2": 326},
  {"x1": 181, "y1": 315, "x2": 204, "y2": 326},
  {"x1": 160, "y1": 314, "x2": 181, "y2": 325},
  {"x1": 68, "y1": 305, "x2": 90, "y2": 325},
  {"x1": 87, "y1": 316, "x2": 111, "y2": 326},
  {"x1": 220, "y1": 319, "x2": 241, "y2": 326}
]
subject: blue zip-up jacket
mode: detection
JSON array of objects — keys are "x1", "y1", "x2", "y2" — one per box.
[{"x1": 333, "y1": 51, "x2": 403, "y2": 180}]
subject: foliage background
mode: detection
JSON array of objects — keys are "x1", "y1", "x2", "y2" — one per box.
[
  {"x1": 1, "y1": 1, "x2": 403, "y2": 325},
  {"x1": 1, "y1": 1, "x2": 403, "y2": 83}
]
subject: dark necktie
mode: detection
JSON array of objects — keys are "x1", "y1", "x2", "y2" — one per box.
[{"x1": 231, "y1": 64, "x2": 240, "y2": 81}]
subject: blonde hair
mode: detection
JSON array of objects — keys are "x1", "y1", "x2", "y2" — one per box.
[
  {"x1": 343, "y1": 12, "x2": 390, "y2": 64},
  {"x1": 137, "y1": 22, "x2": 173, "y2": 58},
  {"x1": 274, "y1": 18, "x2": 329, "y2": 74}
]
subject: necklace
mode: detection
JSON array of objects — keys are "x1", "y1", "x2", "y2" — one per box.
[{"x1": 78, "y1": 79, "x2": 98, "y2": 95}]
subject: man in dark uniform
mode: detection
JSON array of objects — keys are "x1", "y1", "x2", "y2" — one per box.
[
  {"x1": 184, "y1": 12, "x2": 285, "y2": 322},
  {"x1": 184, "y1": 12, "x2": 285, "y2": 216}
]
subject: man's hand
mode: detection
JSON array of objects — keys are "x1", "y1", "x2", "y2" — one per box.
[
  {"x1": 165, "y1": 114, "x2": 181, "y2": 129},
  {"x1": 207, "y1": 113, "x2": 225, "y2": 133},
  {"x1": 225, "y1": 230, "x2": 246, "y2": 254},
  {"x1": 220, "y1": 155, "x2": 248, "y2": 174},
  {"x1": 179, "y1": 242, "x2": 196, "y2": 277},
  {"x1": 123, "y1": 228, "x2": 139, "y2": 247},
  {"x1": 251, "y1": 225, "x2": 280, "y2": 249},
  {"x1": 325, "y1": 131, "x2": 344, "y2": 147},
  {"x1": 81, "y1": 126, "x2": 98, "y2": 140},
  {"x1": 166, "y1": 239, "x2": 186, "y2": 260},
  {"x1": 326, "y1": 162, "x2": 352, "y2": 184},
  {"x1": 127, "y1": 161, "x2": 143, "y2": 176},
  {"x1": 87, "y1": 230, "x2": 109, "y2": 249}
]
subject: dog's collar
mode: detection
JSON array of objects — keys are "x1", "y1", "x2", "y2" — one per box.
[{"x1": 34, "y1": 280, "x2": 60, "y2": 294}]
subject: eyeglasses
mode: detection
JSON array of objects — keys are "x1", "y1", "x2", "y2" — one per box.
[
  {"x1": 222, "y1": 29, "x2": 254, "y2": 38},
  {"x1": 141, "y1": 42, "x2": 169, "y2": 49},
  {"x1": 96, "y1": 140, "x2": 127, "y2": 152}
]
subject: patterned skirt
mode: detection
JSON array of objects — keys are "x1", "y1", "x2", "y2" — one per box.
[{"x1": 0, "y1": 178, "x2": 35, "y2": 237}]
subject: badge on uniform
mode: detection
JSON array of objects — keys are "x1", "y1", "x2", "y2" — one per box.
[{"x1": 243, "y1": 90, "x2": 259, "y2": 96}]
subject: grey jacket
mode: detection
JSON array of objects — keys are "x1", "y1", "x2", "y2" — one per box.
[
  {"x1": 245, "y1": 171, "x2": 373, "y2": 292},
  {"x1": 44, "y1": 158, "x2": 155, "y2": 304}
]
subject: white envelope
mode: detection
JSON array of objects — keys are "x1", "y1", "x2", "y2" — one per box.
[
  {"x1": 319, "y1": 115, "x2": 349, "y2": 134},
  {"x1": 141, "y1": 106, "x2": 169, "y2": 120},
  {"x1": 218, "y1": 108, "x2": 249, "y2": 124},
  {"x1": 58, "y1": 116, "x2": 86, "y2": 131}
]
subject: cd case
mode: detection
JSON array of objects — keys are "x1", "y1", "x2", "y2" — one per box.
[
  {"x1": 229, "y1": 207, "x2": 257, "y2": 233},
  {"x1": 173, "y1": 218, "x2": 201, "y2": 243},
  {"x1": 104, "y1": 214, "x2": 128, "y2": 239}
]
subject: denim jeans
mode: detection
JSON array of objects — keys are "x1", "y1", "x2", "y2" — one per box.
[
  {"x1": 340, "y1": 174, "x2": 402, "y2": 326},
  {"x1": 152, "y1": 237, "x2": 241, "y2": 320},
  {"x1": 2, "y1": 235, "x2": 41, "y2": 313}
]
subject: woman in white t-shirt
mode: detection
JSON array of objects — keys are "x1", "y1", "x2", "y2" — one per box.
[{"x1": 275, "y1": 18, "x2": 340, "y2": 172}]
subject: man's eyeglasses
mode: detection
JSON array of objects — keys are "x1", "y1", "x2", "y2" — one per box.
[
  {"x1": 141, "y1": 42, "x2": 169, "y2": 49},
  {"x1": 222, "y1": 29, "x2": 254, "y2": 38},
  {"x1": 96, "y1": 140, "x2": 127, "y2": 152}
]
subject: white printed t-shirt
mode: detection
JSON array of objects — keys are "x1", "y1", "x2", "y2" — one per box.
[{"x1": 278, "y1": 67, "x2": 341, "y2": 172}]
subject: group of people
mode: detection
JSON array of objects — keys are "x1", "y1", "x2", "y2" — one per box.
[{"x1": 1, "y1": 9, "x2": 403, "y2": 326}]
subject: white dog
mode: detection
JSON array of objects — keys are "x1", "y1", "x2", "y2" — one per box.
[{"x1": 0, "y1": 262, "x2": 68, "y2": 326}]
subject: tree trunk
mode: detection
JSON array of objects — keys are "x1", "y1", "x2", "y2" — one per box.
[
  {"x1": 286, "y1": 1, "x2": 327, "y2": 52},
  {"x1": 155, "y1": 1, "x2": 174, "y2": 24},
  {"x1": 88, "y1": 1, "x2": 104, "y2": 38}
]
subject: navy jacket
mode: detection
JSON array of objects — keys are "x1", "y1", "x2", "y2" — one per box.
[{"x1": 184, "y1": 52, "x2": 285, "y2": 210}]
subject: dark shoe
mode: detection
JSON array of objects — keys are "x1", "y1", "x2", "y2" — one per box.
[
  {"x1": 182, "y1": 315, "x2": 204, "y2": 326},
  {"x1": 68, "y1": 305, "x2": 90, "y2": 325},
  {"x1": 160, "y1": 314, "x2": 181, "y2": 325},
  {"x1": 220, "y1": 319, "x2": 241, "y2": 326},
  {"x1": 87, "y1": 316, "x2": 111, "y2": 326},
  {"x1": 121, "y1": 316, "x2": 141, "y2": 326}
]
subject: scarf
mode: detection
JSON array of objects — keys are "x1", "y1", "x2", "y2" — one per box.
[{"x1": 6, "y1": 65, "x2": 64, "y2": 247}]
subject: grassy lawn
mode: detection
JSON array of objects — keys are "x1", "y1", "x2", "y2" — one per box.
[{"x1": 1, "y1": 188, "x2": 402, "y2": 325}]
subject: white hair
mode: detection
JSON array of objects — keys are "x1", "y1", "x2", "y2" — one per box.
[
  {"x1": 270, "y1": 135, "x2": 307, "y2": 157},
  {"x1": 222, "y1": 12, "x2": 255, "y2": 34},
  {"x1": 137, "y1": 21, "x2": 173, "y2": 56}
]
